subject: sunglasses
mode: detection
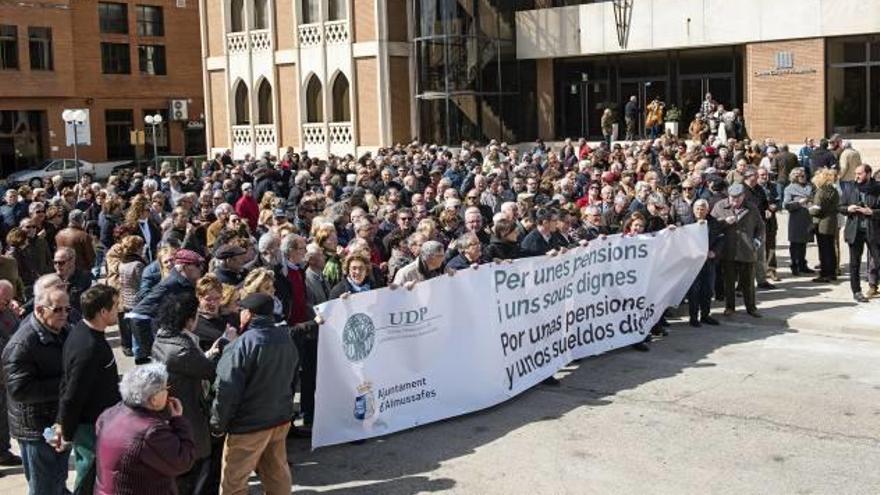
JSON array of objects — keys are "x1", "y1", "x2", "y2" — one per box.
[{"x1": 53, "y1": 258, "x2": 71, "y2": 265}]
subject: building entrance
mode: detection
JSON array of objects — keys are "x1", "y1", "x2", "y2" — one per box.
[{"x1": 620, "y1": 79, "x2": 668, "y2": 139}]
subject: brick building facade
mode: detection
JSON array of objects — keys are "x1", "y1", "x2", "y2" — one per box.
[{"x1": 0, "y1": 0, "x2": 204, "y2": 176}]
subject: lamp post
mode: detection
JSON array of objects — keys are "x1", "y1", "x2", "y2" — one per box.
[
  {"x1": 144, "y1": 113, "x2": 163, "y2": 170},
  {"x1": 61, "y1": 109, "x2": 87, "y2": 183}
]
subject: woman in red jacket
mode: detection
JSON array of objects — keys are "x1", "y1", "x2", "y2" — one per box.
[{"x1": 94, "y1": 363, "x2": 196, "y2": 494}]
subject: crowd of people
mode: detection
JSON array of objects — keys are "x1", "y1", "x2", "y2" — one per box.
[{"x1": 0, "y1": 121, "x2": 876, "y2": 494}]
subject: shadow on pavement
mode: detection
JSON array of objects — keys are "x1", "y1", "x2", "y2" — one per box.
[{"x1": 285, "y1": 282, "x2": 845, "y2": 494}]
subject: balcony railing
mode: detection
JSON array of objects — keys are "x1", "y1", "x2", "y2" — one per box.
[
  {"x1": 298, "y1": 23, "x2": 322, "y2": 47},
  {"x1": 226, "y1": 32, "x2": 248, "y2": 54},
  {"x1": 324, "y1": 20, "x2": 349, "y2": 44},
  {"x1": 254, "y1": 124, "x2": 276, "y2": 147},
  {"x1": 302, "y1": 123, "x2": 326, "y2": 145},
  {"x1": 250, "y1": 29, "x2": 272, "y2": 52},
  {"x1": 232, "y1": 125, "x2": 252, "y2": 146},
  {"x1": 328, "y1": 122, "x2": 353, "y2": 144}
]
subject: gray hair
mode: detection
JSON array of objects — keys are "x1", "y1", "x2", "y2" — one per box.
[
  {"x1": 214, "y1": 203, "x2": 233, "y2": 217},
  {"x1": 68, "y1": 209, "x2": 85, "y2": 227},
  {"x1": 55, "y1": 246, "x2": 75, "y2": 262},
  {"x1": 28, "y1": 201, "x2": 45, "y2": 215},
  {"x1": 0, "y1": 279, "x2": 14, "y2": 298},
  {"x1": 419, "y1": 240, "x2": 445, "y2": 260},
  {"x1": 143, "y1": 179, "x2": 159, "y2": 191},
  {"x1": 304, "y1": 243, "x2": 323, "y2": 264},
  {"x1": 693, "y1": 199, "x2": 709, "y2": 210},
  {"x1": 33, "y1": 273, "x2": 64, "y2": 306},
  {"x1": 120, "y1": 363, "x2": 168, "y2": 408},
  {"x1": 257, "y1": 232, "x2": 279, "y2": 253},
  {"x1": 647, "y1": 192, "x2": 666, "y2": 207},
  {"x1": 584, "y1": 205, "x2": 601, "y2": 217},
  {"x1": 789, "y1": 167, "x2": 805, "y2": 182},
  {"x1": 280, "y1": 233, "x2": 304, "y2": 255}
]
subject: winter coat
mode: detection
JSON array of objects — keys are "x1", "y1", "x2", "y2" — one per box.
[
  {"x1": 783, "y1": 182, "x2": 815, "y2": 244},
  {"x1": 1, "y1": 314, "x2": 67, "y2": 440},
  {"x1": 710, "y1": 199, "x2": 765, "y2": 263},
  {"x1": 810, "y1": 184, "x2": 840, "y2": 235},
  {"x1": 210, "y1": 315, "x2": 298, "y2": 435},
  {"x1": 118, "y1": 256, "x2": 146, "y2": 310},
  {"x1": 95, "y1": 402, "x2": 196, "y2": 495},
  {"x1": 131, "y1": 268, "x2": 195, "y2": 319},
  {"x1": 151, "y1": 328, "x2": 218, "y2": 459}
]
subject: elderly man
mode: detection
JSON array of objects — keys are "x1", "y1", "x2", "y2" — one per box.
[
  {"x1": 0, "y1": 188, "x2": 28, "y2": 238},
  {"x1": 20, "y1": 217, "x2": 52, "y2": 276},
  {"x1": 211, "y1": 293, "x2": 299, "y2": 494},
  {"x1": 743, "y1": 169, "x2": 776, "y2": 289},
  {"x1": 55, "y1": 209, "x2": 96, "y2": 275},
  {"x1": 711, "y1": 183, "x2": 765, "y2": 317},
  {"x1": 54, "y1": 246, "x2": 91, "y2": 313},
  {"x1": 128, "y1": 249, "x2": 204, "y2": 364},
  {"x1": 2, "y1": 285, "x2": 71, "y2": 494},
  {"x1": 0, "y1": 280, "x2": 22, "y2": 466},
  {"x1": 212, "y1": 244, "x2": 248, "y2": 285},
  {"x1": 393, "y1": 240, "x2": 452, "y2": 285},
  {"x1": 207, "y1": 203, "x2": 234, "y2": 250},
  {"x1": 687, "y1": 200, "x2": 722, "y2": 327}
]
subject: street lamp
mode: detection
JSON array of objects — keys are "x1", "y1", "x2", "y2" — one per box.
[
  {"x1": 144, "y1": 113, "x2": 163, "y2": 169},
  {"x1": 61, "y1": 109, "x2": 87, "y2": 183}
]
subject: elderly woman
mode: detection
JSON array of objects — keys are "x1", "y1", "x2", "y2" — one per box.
[
  {"x1": 782, "y1": 167, "x2": 816, "y2": 276},
  {"x1": 329, "y1": 251, "x2": 375, "y2": 299},
  {"x1": 94, "y1": 363, "x2": 196, "y2": 495},
  {"x1": 809, "y1": 168, "x2": 840, "y2": 283},
  {"x1": 152, "y1": 294, "x2": 225, "y2": 495},
  {"x1": 240, "y1": 267, "x2": 284, "y2": 321},
  {"x1": 194, "y1": 273, "x2": 233, "y2": 350},
  {"x1": 313, "y1": 222, "x2": 343, "y2": 288}
]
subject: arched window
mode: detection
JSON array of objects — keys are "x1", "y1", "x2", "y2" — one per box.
[
  {"x1": 331, "y1": 73, "x2": 350, "y2": 122},
  {"x1": 234, "y1": 81, "x2": 250, "y2": 125},
  {"x1": 257, "y1": 79, "x2": 273, "y2": 124},
  {"x1": 305, "y1": 75, "x2": 323, "y2": 123},
  {"x1": 302, "y1": 0, "x2": 320, "y2": 24},
  {"x1": 328, "y1": 0, "x2": 347, "y2": 21},
  {"x1": 253, "y1": 0, "x2": 269, "y2": 29},
  {"x1": 230, "y1": 0, "x2": 245, "y2": 32}
]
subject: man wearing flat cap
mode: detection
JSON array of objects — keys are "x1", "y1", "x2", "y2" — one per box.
[
  {"x1": 213, "y1": 243, "x2": 248, "y2": 285},
  {"x1": 711, "y1": 183, "x2": 765, "y2": 318},
  {"x1": 211, "y1": 292, "x2": 299, "y2": 494},
  {"x1": 128, "y1": 249, "x2": 204, "y2": 363}
]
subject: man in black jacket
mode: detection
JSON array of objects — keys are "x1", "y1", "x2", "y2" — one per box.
[
  {"x1": 1, "y1": 285, "x2": 71, "y2": 494},
  {"x1": 839, "y1": 165, "x2": 880, "y2": 302},
  {"x1": 520, "y1": 208, "x2": 564, "y2": 257},
  {"x1": 211, "y1": 293, "x2": 298, "y2": 494},
  {"x1": 128, "y1": 249, "x2": 203, "y2": 364},
  {"x1": 55, "y1": 284, "x2": 121, "y2": 494}
]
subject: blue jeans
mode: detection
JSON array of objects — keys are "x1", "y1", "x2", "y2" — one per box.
[
  {"x1": 19, "y1": 439, "x2": 71, "y2": 495},
  {"x1": 129, "y1": 317, "x2": 155, "y2": 362}
]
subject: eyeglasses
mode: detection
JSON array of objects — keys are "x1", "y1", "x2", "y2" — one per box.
[
  {"x1": 46, "y1": 306, "x2": 71, "y2": 314},
  {"x1": 53, "y1": 258, "x2": 71, "y2": 265},
  {"x1": 399, "y1": 217, "x2": 413, "y2": 222},
  {"x1": 682, "y1": 187, "x2": 693, "y2": 191}
]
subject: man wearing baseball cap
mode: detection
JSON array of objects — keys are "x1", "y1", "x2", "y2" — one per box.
[
  {"x1": 211, "y1": 292, "x2": 299, "y2": 494},
  {"x1": 710, "y1": 183, "x2": 765, "y2": 318},
  {"x1": 127, "y1": 249, "x2": 204, "y2": 363}
]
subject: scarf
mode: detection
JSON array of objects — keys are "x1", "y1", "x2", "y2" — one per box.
[{"x1": 347, "y1": 276, "x2": 372, "y2": 293}]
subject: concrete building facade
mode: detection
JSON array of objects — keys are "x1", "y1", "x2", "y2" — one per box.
[{"x1": 0, "y1": 0, "x2": 205, "y2": 176}]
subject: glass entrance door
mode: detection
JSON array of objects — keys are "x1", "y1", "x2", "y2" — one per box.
[
  {"x1": 620, "y1": 79, "x2": 667, "y2": 139},
  {"x1": 680, "y1": 75, "x2": 735, "y2": 121}
]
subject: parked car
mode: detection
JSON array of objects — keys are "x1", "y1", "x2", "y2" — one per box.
[{"x1": 4, "y1": 158, "x2": 133, "y2": 187}]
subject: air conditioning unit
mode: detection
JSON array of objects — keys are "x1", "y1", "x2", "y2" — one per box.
[{"x1": 170, "y1": 99, "x2": 189, "y2": 121}]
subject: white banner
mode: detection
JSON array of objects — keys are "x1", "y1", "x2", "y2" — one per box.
[{"x1": 313, "y1": 223, "x2": 708, "y2": 448}]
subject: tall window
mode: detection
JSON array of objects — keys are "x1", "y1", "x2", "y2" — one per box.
[
  {"x1": 305, "y1": 75, "x2": 323, "y2": 122},
  {"x1": 28, "y1": 27, "x2": 52, "y2": 70},
  {"x1": 136, "y1": 5, "x2": 164, "y2": 36},
  {"x1": 230, "y1": 0, "x2": 245, "y2": 32},
  {"x1": 827, "y1": 35, "x2": 880, "y2": 135},
  {"x1": 302, "y1": 0, "x2": 320, "y2": 24},
  {"x1": 234, "y1": 81, "x2": 250, "y2": 125},
  {"x1": 138, "y1": 45, "x2": 166, "y2": 75},
  {"x1": 331, "y1": 74, "x2": 350, "y2": 122},
  {"x1": 0, "y1": 25, "x2": 17, "y2": 70},
  {"x1": 328, "y1": 0, "x2": 347, "y2": 21},
  {"x1": 105, "y1": 109, "x2": 134, "y2": 160},
  {"x1": 253, "y1": 0, "x2": 269, "y2": 29},
  {"x1": 101, "y1": 42, "x2": 131, "y2": 74},
  {"x1": 99, "y1": 2, "x2": 129, "y2": 34},
  {"x1": 257, "y1": 79, "x2": 273, "y2": 124}
]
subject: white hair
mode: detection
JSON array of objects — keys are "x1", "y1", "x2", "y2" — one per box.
[
  {"x1": 143, "y1": 179, "x2": 159, "y2": 191},
  {"x1": 258, "y1": 232, "x2": 279, "y2": 253},
  {"x1": 419, "y1": 240, "x2": 445, "y2": 260},
  {"x1": 119, "y1": 363, "x2": 168, "y2": 408}
]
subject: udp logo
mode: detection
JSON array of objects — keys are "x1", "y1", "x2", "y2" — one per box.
[{"x1": 342, "y1": 313, "x2": 376, "y2": 362}]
